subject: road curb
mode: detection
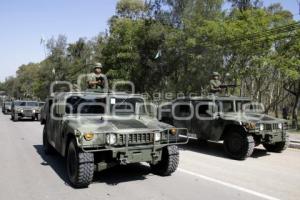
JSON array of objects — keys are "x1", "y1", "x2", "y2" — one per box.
[
  {"x1": 290, "y1": 139, "x2": 300, "y2": 144},
  {"x1": 289, "y1": 142, "x2": 300, "y2": 149}
]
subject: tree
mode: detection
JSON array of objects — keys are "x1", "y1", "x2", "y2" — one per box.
[
  {"x1": 228, "y1": 0, "x2": 262, "y2": 11},
  {"x1": 116, "y1": 0, "x2": 147, "y2": 19}
]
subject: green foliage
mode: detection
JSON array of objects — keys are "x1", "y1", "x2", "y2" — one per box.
[
  {"x1": 0, "y1": 0, "x2": 299, "y2": 122},
  {"x1": 116, "y1": 0, "x2": 147, "y2": 19}
]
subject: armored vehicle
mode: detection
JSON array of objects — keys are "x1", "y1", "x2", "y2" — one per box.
[
  {"x1": 2, "y1": 101, "x2": 12, "y2": 114},
  {"x1": 11, "y1": 100, "x2": 40, "y2": 121},
  {"x1": 160, "y1": 95, "x2": 289, "y2": 160},
  {"x1": 41, "y1": 91, "x2": 188, "y2": 188}
]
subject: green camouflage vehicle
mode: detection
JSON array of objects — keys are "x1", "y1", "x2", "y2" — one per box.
[
  {"x1": 2, "y1": 101, "x2": 12, "y2": 114},
  {"x1": 160, "y1": 95, "x2": 289, "y2": 160},
  {"x1": 11, "y1": 100, "x2": 40, "y2": 121},
  {"x1": 41, "y1": 91, "x2": 188, "y2": 188}
]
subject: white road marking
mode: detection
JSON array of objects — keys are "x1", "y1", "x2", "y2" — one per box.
[{"x1": 178, "y1": 168, "x2": 280, "y2": 200}]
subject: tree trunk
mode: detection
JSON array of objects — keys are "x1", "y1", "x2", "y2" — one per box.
[{"x1": 292, "y1": 80, "x2": 300, "y2": 129}]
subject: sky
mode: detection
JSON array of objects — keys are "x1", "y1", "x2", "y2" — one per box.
[{"x1": 0, "y1": 0, "x2": 299, "y2": 81}]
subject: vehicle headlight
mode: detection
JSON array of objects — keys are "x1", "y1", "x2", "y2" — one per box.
[
  {"x1": 84, "y1": 132, "x2": 94, "y2": 141},
  {"x1": 32, "y1": 110, "x2": 36, "y2": 113},
  {"x1": 244, "y1": 122, "x2": 256, "y2": 129},
  {"x1": 278, "y1": 123, "x2": 282, "y2": 129},
  {"x1": 170, "y1": 128, "x2": 177, "y2": 135},
  {"x1": 259, "y1": 124, "x2": 264, "y2": 131},
  {"x1": 106, "y1": 133, "x2": 117, "y2": 145},
  {"x1": 154, "y1": 132, "x2": 161, "y2": 142}
]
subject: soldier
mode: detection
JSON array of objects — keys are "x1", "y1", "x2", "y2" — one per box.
[
  {"x1": 87, "y1": 63, "x2": 106, "y2": 89},
  {"x1": 210, "y1": 72, "x2": 222, "y2": 94}
]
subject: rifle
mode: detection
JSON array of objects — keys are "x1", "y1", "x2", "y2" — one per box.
[
  {"x1": 219, "y1": 84, "x2": 238, "y2": 89},
  {"x1": 96, "y1": 76, "x2": 105, "y2": 88}
]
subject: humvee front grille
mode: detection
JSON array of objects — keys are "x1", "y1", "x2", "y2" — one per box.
[
  {"x1": 263, "y1": 124, "x2": 280, "y2": 131},
  {"x1": 118, "y1": 133, "x2": 153, "y2": 145},
  {"x1": 264, "y1": 124, "x2": 272, "y2": 130},
  {"x1": 23, "y1": 110, "x2": 32, "y2": 115},
  {"x1": 273, "y1": 124, "x2": 279, "y2": 129}
]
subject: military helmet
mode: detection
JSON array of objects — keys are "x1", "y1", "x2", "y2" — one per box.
[
  {"x1": 212, "y1": 72, "x2": 220, "y2": 76},
  {"x1": 93, "y1": 62, "x2": 103, "y2": 69}
]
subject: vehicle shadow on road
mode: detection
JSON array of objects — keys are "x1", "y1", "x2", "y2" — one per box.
[
  {"x1": 180, "y1": 139, "x2": 270, "y2": 160},
  {"x1": 33, "y1": 145, "x2": 152, "y2": 187},
  {"x1": 33, "y1": 145, "x2": 70, "y2": 185},
  {"x1": 10, "y1": 118, "x2": 39, "y2": 122},
  {"x1": 93, "y1": 164, "x2": 151, "y2": 186}
]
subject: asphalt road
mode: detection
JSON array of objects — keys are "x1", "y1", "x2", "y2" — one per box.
[{"x1": 0, "y1": 112, "x2": 299, "y2": 200}]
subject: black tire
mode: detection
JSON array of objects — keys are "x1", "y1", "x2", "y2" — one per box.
[
  {"x1": 223, "y1": 129, "x2": 255, "y2": 160},
  {"x1": 67, "y1": 139, "x2": 94, "y2": 188},
  {"x1": 263, "y1": 136, "x2": 289, "y2": 153},
  {"x1": 150, "y1": 145, "x2": 179, "y2": 176},
  {"x1": 43, "y1": 127, "x2": 56, "y2": 155}
]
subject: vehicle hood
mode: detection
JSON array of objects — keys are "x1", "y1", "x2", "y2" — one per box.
[
  {"x1": 65, "y1": 115, "x2": 172, "y2": 133},
  {"x1": 221, "y1": 112, "x2": 286, "y2": 124}
]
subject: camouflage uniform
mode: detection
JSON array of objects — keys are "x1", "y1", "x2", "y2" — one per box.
[
  {"x1": 87, "y1": 63, "x2": 105, "y2": 89},
  {"x1": 210, "y1": 72, "x2": 222, "y2": 93},
  {"x1": 87, "y1": 73, "x2": 105, "y2": 89}
]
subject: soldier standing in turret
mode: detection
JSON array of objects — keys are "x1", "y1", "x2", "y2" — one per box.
[
  {"x1": 87, "y1": 63, "x2": 106, "y2": 89},
  {"x1": 209, "y1": 72, "x2": 222, "y2": 94}
]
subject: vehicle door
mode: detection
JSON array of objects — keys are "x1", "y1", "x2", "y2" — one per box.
[
  {"x1": 46, "y1": 97, "x2": 61, "y2": 149},
  {"x1": 173, "y1": 100, "x2": 193, "y2": 133},
  {"x1": 53, "y1": 97, "x2": 65, "y2": 150},
  {"x1": 192, "y1": 100, "x2": 218, "y2": 140},
  {"x1": 213, "y1": 100, "x2": 235, "y2": 140}
]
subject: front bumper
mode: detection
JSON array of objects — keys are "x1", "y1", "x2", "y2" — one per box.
[
  {"x1": 251, "y1": 129, "x2": 287, "y2": 144},
  {"x1": 16, "y1": 111, "x2": 39, "y2": 118},
  {"x1": 77, "y1": 128, "x2": 188, "y2": 164},
  {"x1": 93, "y1": 147, "x2": 163, "y2": 171}
]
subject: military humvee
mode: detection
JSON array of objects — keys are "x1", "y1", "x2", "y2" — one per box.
[
  {"x1": 2, "y1": 101, "x2": 12, "y2": 114},
  {"x1": 160, "y1": 95, "x2": 289, "y2": 160},
  {"x1": 11, "y1": 100, "x2": 40, "y2": 121},
  {"x1": 41, "y1": 91, "x2": 188, "y2": 188}
]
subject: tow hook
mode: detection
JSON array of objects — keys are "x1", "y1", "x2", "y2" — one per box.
[
  {"x1": 120, "y1": 158, "x2": 128, "y2": 165},
  {"x1": 151, "y1": 152, "x2": 159, "y2": 159},
  {"x1": 119, "y1": 153, "x2": 128, "y2": 165}
]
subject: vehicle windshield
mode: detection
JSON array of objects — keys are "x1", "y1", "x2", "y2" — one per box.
[
  {"x1": 19, "y1": 101, "x2": 27, "y2": 106},
  {"x1": 27, "y1": 102, "x2": 38, "y2": 107},
  {"x1": 110, "y1": 97, "x2": 146, "y2": 115},
  {"x1": 219, "y1": 101, "x2": 234, "y2": 113},
  {"x1": 66, "y1": 96, "x2": 106, "y2": 114},
  {"x1": 65, "y1": 96, "x2": 147, "y2": 115},
  {"x1": 236, "y1": 101, "x2": 263, "y2": 113}
]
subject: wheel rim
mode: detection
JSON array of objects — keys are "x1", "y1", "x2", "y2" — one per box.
[{"x1": 226, "y1": 133, "x2": 243, "y2": 154}]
